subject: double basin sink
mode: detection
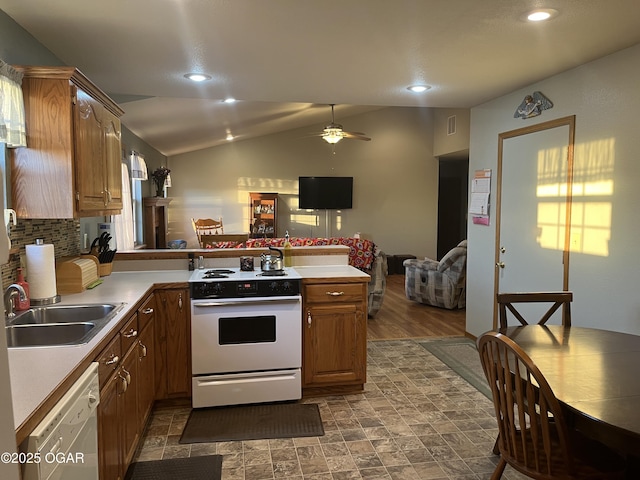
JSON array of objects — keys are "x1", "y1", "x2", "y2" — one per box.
[{"x1": 5, "y1": 303, "x2": 124, "y2": 348}]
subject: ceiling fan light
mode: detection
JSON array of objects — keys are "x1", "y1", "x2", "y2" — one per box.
[{"x1": 322, "y1": 128, "x2": 344, "y2": 144}]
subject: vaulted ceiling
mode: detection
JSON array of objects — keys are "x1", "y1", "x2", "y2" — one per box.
[{"x1": 2, "y1": 0, "x2": 639, "y2": 156}]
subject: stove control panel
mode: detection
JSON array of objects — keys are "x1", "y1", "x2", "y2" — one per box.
[{"x1": 190, "y1": 279, "x2": 301, "y2": 299}]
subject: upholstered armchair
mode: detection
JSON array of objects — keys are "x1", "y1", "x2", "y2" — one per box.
[
  {"x1": 367, "y1": 250, "x2": 388, "y2": 318},
  {"x1": 403, "y1": 240, "x2": 467, "y2": 309}
]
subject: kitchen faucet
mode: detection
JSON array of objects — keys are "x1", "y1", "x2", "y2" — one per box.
[{"x1": 4, "y1": 284, "x2": 27, "y2": 320}]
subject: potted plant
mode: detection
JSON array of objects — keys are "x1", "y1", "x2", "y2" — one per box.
[{"x1": 151, "y1": 166, "x2": 171, "y2": 197}]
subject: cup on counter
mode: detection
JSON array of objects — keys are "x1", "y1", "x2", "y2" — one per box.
[{"x1": 240, "y1": 256, "x2": 254, "y2": 271}]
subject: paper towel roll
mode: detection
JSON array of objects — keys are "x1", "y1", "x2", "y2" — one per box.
[{"x1": 26, "y1": 242, "x2": 57, "y2": 300}]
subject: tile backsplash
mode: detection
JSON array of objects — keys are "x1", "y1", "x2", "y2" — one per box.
[{"x1": 1, "y1": 219, "x2": 80, "y2": 290}]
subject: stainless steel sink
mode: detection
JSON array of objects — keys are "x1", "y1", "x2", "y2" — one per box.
[
  {"x1": 5, "y1": 303, "x2": 124, "y2": 348},
  {"x1": 5, "y1": 323, "x2": 96, "y2": 348},
  {"x1": 9, "y1": 304, "x2": 120, "y2": 326}
]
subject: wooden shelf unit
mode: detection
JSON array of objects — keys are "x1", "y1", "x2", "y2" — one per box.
[
  {"x1": 143, "y1": 197, "x2": 172, "y2": 249},
  {"x1": 249, "y1": 192, "x2": 278, "y2": 238}
]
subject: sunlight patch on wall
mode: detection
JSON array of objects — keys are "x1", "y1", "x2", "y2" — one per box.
[
  {"x1": 291, "y1": 213, "x2": 318, "y2": 227},
  {"x1": 535, "y1": 138, "x2": 614, "y2": 257},
  {"x1": 570, "y1": 138, "x2": 614, "y2": 257}
]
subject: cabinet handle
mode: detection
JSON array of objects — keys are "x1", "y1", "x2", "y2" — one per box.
[
  {"x1": 139, "y1": 341, "x2": 147, "y2": 359},
  {"x1": 118, "y1": 373, "x2": 128, "y2": 393},
  {"x1": 123, "y1": 328, "x2": 138, "y2": 338},
  {"x1": 326, "y1": 291, "x2": 345, "y2": 296},
  {"x1": 142, "y1": 308, "x2": 154, "y2": 314},
  {"x1": 106, "y1": 190, "x2": 112, "y2": 203},
  {"x1": 121, "y1": 367, "x2": 131, "y2": 385},
  {"x1": 105, "y1": 354, "x2": 119, "y2": 366},
  {"x1": 307, "y1": 310, "x2": 312, "y2": 328},
  {"x1": 178, "y1": 293, "x2": 183, "y2": 310}
]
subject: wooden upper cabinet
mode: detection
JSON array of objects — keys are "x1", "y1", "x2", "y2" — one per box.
[{"x1": 10, "y1": 66, "x2": 124, "y2": 218}]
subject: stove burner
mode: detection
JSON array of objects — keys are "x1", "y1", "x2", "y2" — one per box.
[
  {"x1": 202, "y1": 269, "x2": 235, "y2": 279},
  {"x1": 203, "y1": 272, "x2": 228, "y2": 278},
  {"x1": 258, "y1": 270, "x2": 287, "y2": 277}
]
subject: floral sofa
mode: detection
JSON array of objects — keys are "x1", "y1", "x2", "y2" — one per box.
[
  {"x1": 403, "y1": 239, "x2": 467, "y2": 309},
  {"x1": 207, "y1": 236, "x2": 388, "y2": 317}
]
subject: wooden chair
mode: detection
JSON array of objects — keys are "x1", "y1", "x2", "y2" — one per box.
[
  {"x1": 191, "y1": 218, "x2": 224, "y2": 247},
  {"x1": 497, "y1": 292, "x2": 572, "y2": 329},
  {"x1": 478, "y1": 332, "x2": 625, "y2": 480}
]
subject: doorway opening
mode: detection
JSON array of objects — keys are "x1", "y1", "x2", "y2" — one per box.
[{"x1": 437, "y1": 156, "x2": 468, "y2": 259}]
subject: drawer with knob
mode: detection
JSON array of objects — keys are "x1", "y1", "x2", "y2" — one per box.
[
  {"x1": 304, "y1": 283, "x2": 365, "y2": 304},
  {"x1": 95, "y1": 334, "x2": 122, "y2": 387},
  {"x1": 120, "y1": 314, "x2": 139, "y2": 354}
]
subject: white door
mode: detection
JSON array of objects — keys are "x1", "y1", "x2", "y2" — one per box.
[{"x1": 494, "y1": 117, "x2": 575, "y2": 326}]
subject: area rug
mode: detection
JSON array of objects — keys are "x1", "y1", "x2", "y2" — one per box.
[
  {"x1": 179, "y1": 402, "x2": 324, "y2": 444},
  {"x1": 418, "y1": 337, "x2": 491, "y2": 399},
  {"x1": 125, "y1": 455, "x2": 222, "y2": 480}
]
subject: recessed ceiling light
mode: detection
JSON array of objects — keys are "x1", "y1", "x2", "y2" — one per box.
[
  {"x1": 527, "y1": 9, "x2": 558, "y2": 22},
  {"x1": 222, "y1": 98, "x2": 236, "y2": 104},
  {"x1": 226, "y1": 133, "x2": 234, "y2": 141},
  {"x1": 407, "y1": 85, "x2": 431, "y2": 93},
  {"x1": 184, "y1": 73, "x2": 212, "y2": 82}
]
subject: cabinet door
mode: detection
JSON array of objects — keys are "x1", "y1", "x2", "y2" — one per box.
[
  {"x1": 303, "y1": 303, "x2": 366, "y2": 386},
  {"x1": 120, "y1": 345, "x2": 139, "y2": 469},
  {"x1": 98, "y1": 373, "x2": 123, "y2": 480},
  {"x1": 103, "y1": 110, "x2": 123, "y2": 210},
  {"x1": 137, "y1": 321, "x2": 155, "y2": 432},
  {"x1": 155, "y1": 289, "x2": 191, "y2": 398},
  {"x1": 74, "y1": 88, "x2": 107, "y2": 212}
]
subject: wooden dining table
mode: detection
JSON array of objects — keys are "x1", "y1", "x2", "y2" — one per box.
[{"x1": 501, "y1": 325, "x2": 640, "y2": 458}]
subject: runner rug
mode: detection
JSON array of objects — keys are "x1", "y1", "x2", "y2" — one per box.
[
  {"x1": 125, "y1": 455, "x2": 222, "y2": 480},
  {"x1": 418, "y1": 337, "x2": 492, "y2": 399},
  {"x1": 180, "y1": 402, "x2": 324, "y2": 444}
]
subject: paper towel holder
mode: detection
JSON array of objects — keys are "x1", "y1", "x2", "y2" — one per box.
[
  {"x1": 31, "y1": 296, "x2": 61, "y2": 306},
  {"x1": 29, "y1": 238, "x2": 61, "y2": 306}
]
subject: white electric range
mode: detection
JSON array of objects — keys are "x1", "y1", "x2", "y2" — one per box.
[{"x1": 188, "y1": 267, "x2": 303, "y2": 408}]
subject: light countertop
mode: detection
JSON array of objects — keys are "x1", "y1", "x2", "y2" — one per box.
[
  {"x1": 294, "y1": 264, "x2": 370, "y2": 280},
  {"x1": 8, "y1": 265, "x2": 368, "y2": 433},
  {"x1": 8, "y1": 270, "x2": 190, "y2": 433}
]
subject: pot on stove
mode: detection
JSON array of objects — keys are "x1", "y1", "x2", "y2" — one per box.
[{"x1": 260, "y1": 246, "x2": 284, "y2": 272}]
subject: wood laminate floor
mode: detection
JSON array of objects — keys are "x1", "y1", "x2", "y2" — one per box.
[{"x1": 367, "y1": 275, "x2": 466, "y2": 340}]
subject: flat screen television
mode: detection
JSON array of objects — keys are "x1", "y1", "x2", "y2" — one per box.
[{"x1": 298, "y1": 176, "x2": 353, "y2": 210}]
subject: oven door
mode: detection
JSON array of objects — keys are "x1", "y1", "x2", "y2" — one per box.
[{"x1": 191, "y1": 295, "x2": 302, "y2": 375}]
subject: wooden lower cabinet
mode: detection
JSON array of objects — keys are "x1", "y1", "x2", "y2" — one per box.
[
  {"x1": 302, "y1": 279, "x2": 367, "y2": 396},
  {"x1": 154, "y1": 288, "x2": 191, "y2": 399},
  {"x1": 120, "y1": 341, "x2": 140, "y2": 469},
  {"x1": 97, "y1": 370, "x2": 121, "y2": 480},
  {"x1": 137, "y1": 321, "x2": 155, "y2": 432},
  {"x1": 97, "y1": 296, "x2": 156, "y2": 480}
]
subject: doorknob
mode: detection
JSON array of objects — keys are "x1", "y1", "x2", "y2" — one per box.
[{"x1": 496, "y1": 262, "x2": 505, "y2": 269}]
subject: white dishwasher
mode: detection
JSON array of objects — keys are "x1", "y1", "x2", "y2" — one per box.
[{"x1": 22, "y1": 362, "x2": 100, "y2": 480}]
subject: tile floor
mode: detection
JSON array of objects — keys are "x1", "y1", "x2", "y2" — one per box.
[{"x1": 134, "y1": 339, "x2": 528, "y2": 479}]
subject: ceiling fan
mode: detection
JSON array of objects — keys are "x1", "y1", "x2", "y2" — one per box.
[{"x1": 316, "y1": 104, "x2": 371, "y2": 144}]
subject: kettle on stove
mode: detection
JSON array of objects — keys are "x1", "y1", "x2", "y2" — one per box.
[{"x1": 260, "y1": 246, "x2": 284, "y2": 272}]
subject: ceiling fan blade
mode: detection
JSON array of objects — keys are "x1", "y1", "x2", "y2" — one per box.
[{"x1": 343, "y1": 131, "x2": 371, "y2": 141}]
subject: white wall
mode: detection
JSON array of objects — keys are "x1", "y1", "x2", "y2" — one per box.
[
  {"x1": 167, "y1": 107, "x2": 440, "y2": 258},
  {"x1": 433, "y1": 108, "x2": 470, "y2": 157},
  {"x1": 467, "y1": 43, "x2": 640, "y2": 337}
]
